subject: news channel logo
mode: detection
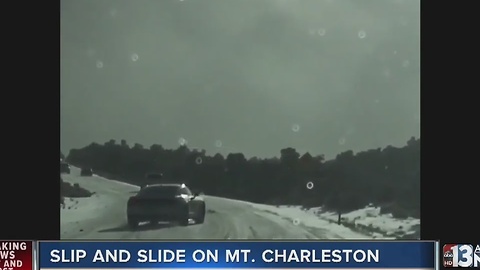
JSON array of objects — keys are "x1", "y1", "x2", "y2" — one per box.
[{"x1": 443, "y1": 244, "x2": 480, "y2": 268}]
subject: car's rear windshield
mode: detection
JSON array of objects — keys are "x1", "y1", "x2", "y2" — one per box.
[{"x1": 138, "y1": 186, "x2": 179, "y2": 198}]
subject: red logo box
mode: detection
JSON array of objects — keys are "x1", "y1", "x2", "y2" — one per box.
[
  {"x1": 0, "y1": 241, "x2": 33, "y2": 270},
  {"x1": 443, "y1": 244, "x2": 455, "y2": 267}
]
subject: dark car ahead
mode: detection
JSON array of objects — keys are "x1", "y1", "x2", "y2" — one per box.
[
  {"x1": 60, "y1": 161, "x2": 70, "y2": 174},
  {"x1": 127, "y1": 183, "x2": 206, "y2": 228},
  {"x1": 80, "y1": 168, "x2": 93, "y2": 176}
]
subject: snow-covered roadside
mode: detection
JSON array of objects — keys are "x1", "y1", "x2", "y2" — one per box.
[
  {"x1": 201, "y1": 195, "x2": 419, "y2": 239},
  {"x1": 60, "y1": 167, "x2": 139, "y2": 237},
  {"x1": 61, "y1": 194, "x2": 115, "y2": 225},
  {"x1": 316, "y1": 206, "x2": 420, "y2": 238},
  {"x1": 205, "y1": 196, "x2": 372, "y2": 239},
  {"x1": 251, "y1": 206, "x2": 375, "y2": 239},
  {"x1": 250, "y1": 204, "x2": 420, "y2": 239}
]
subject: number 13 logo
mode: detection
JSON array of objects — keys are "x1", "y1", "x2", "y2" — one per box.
[{"x1": 451, "y1": 245, "x2": 474, "y2": 267}]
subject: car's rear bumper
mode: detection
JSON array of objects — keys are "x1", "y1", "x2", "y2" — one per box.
[
  {"x1": 127, "y1": 206, "x2": 187, "y2": 222},
  {"x1": 128, "y1": 214, "x2": 181, "y2": 222}
]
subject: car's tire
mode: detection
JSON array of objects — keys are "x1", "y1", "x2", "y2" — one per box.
[
  {"x1": 127, "y1": 216, "x2": 139, "y2": 228},
  {"x1": 194, "y1": 204, "x2": 206, "y2": 224},
  {"x1": 178, "y1": 206, "x2": 190, "y2": 226}
]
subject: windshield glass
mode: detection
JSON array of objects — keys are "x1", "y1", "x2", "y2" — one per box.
[
  {"x1": 61, "y1": 0, "x2": 420, "y2": 240},
  {"x1": 138, "y1": 186, "x2": 179, "y2": 198}
]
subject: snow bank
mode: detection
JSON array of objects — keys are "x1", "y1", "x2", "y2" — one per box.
[
  {"x1": 254, "y1": 206, "x2": 375, "y2": 239},
  {"x1": 316, "y1": 206, "x2": 420, "y2": 238},
  {"x1": 60, "y1": 166, "x2": 139, "y2": 235},
  {"x1": 249, "y1": 204, "x2": 420, "y2": 239},
  {"x1": 61, "y1": 194, "x2": 115, "y2": 225}
]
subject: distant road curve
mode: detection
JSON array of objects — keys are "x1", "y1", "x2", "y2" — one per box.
[{"x1": 61, "y1": 167, "x2": 360, "y2": 240}]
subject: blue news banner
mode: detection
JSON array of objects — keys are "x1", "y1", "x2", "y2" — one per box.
[{"x1": 38, "y1": 241, "x2": 436, "y2": 269}]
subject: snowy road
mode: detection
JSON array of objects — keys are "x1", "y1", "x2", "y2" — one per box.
[{"x1": 61, "y1": 167, "x2": 371, "y2": 240}]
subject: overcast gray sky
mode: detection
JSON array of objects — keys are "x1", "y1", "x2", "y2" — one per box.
[{"x1": 60, "y1": 0, "x2": 420, "y2": 159}]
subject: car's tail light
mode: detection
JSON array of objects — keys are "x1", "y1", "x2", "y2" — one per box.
[{"x1": 175, "y1": 195, "x2": 189, "y2": 202}]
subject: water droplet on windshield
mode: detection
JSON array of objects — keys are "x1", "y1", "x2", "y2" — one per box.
[
  {"x1": 131, "y1": 53, "x2": 139, "y2": 62},
  {"x1": 306, "y1": 182, "x2": 314, "y2": 190},
  {"x1": 178, "y1": 137, "x2": 187, "y2": 146},
  {"x1": 358, "y1": 30, "x2": 367, "y2": 39}
]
